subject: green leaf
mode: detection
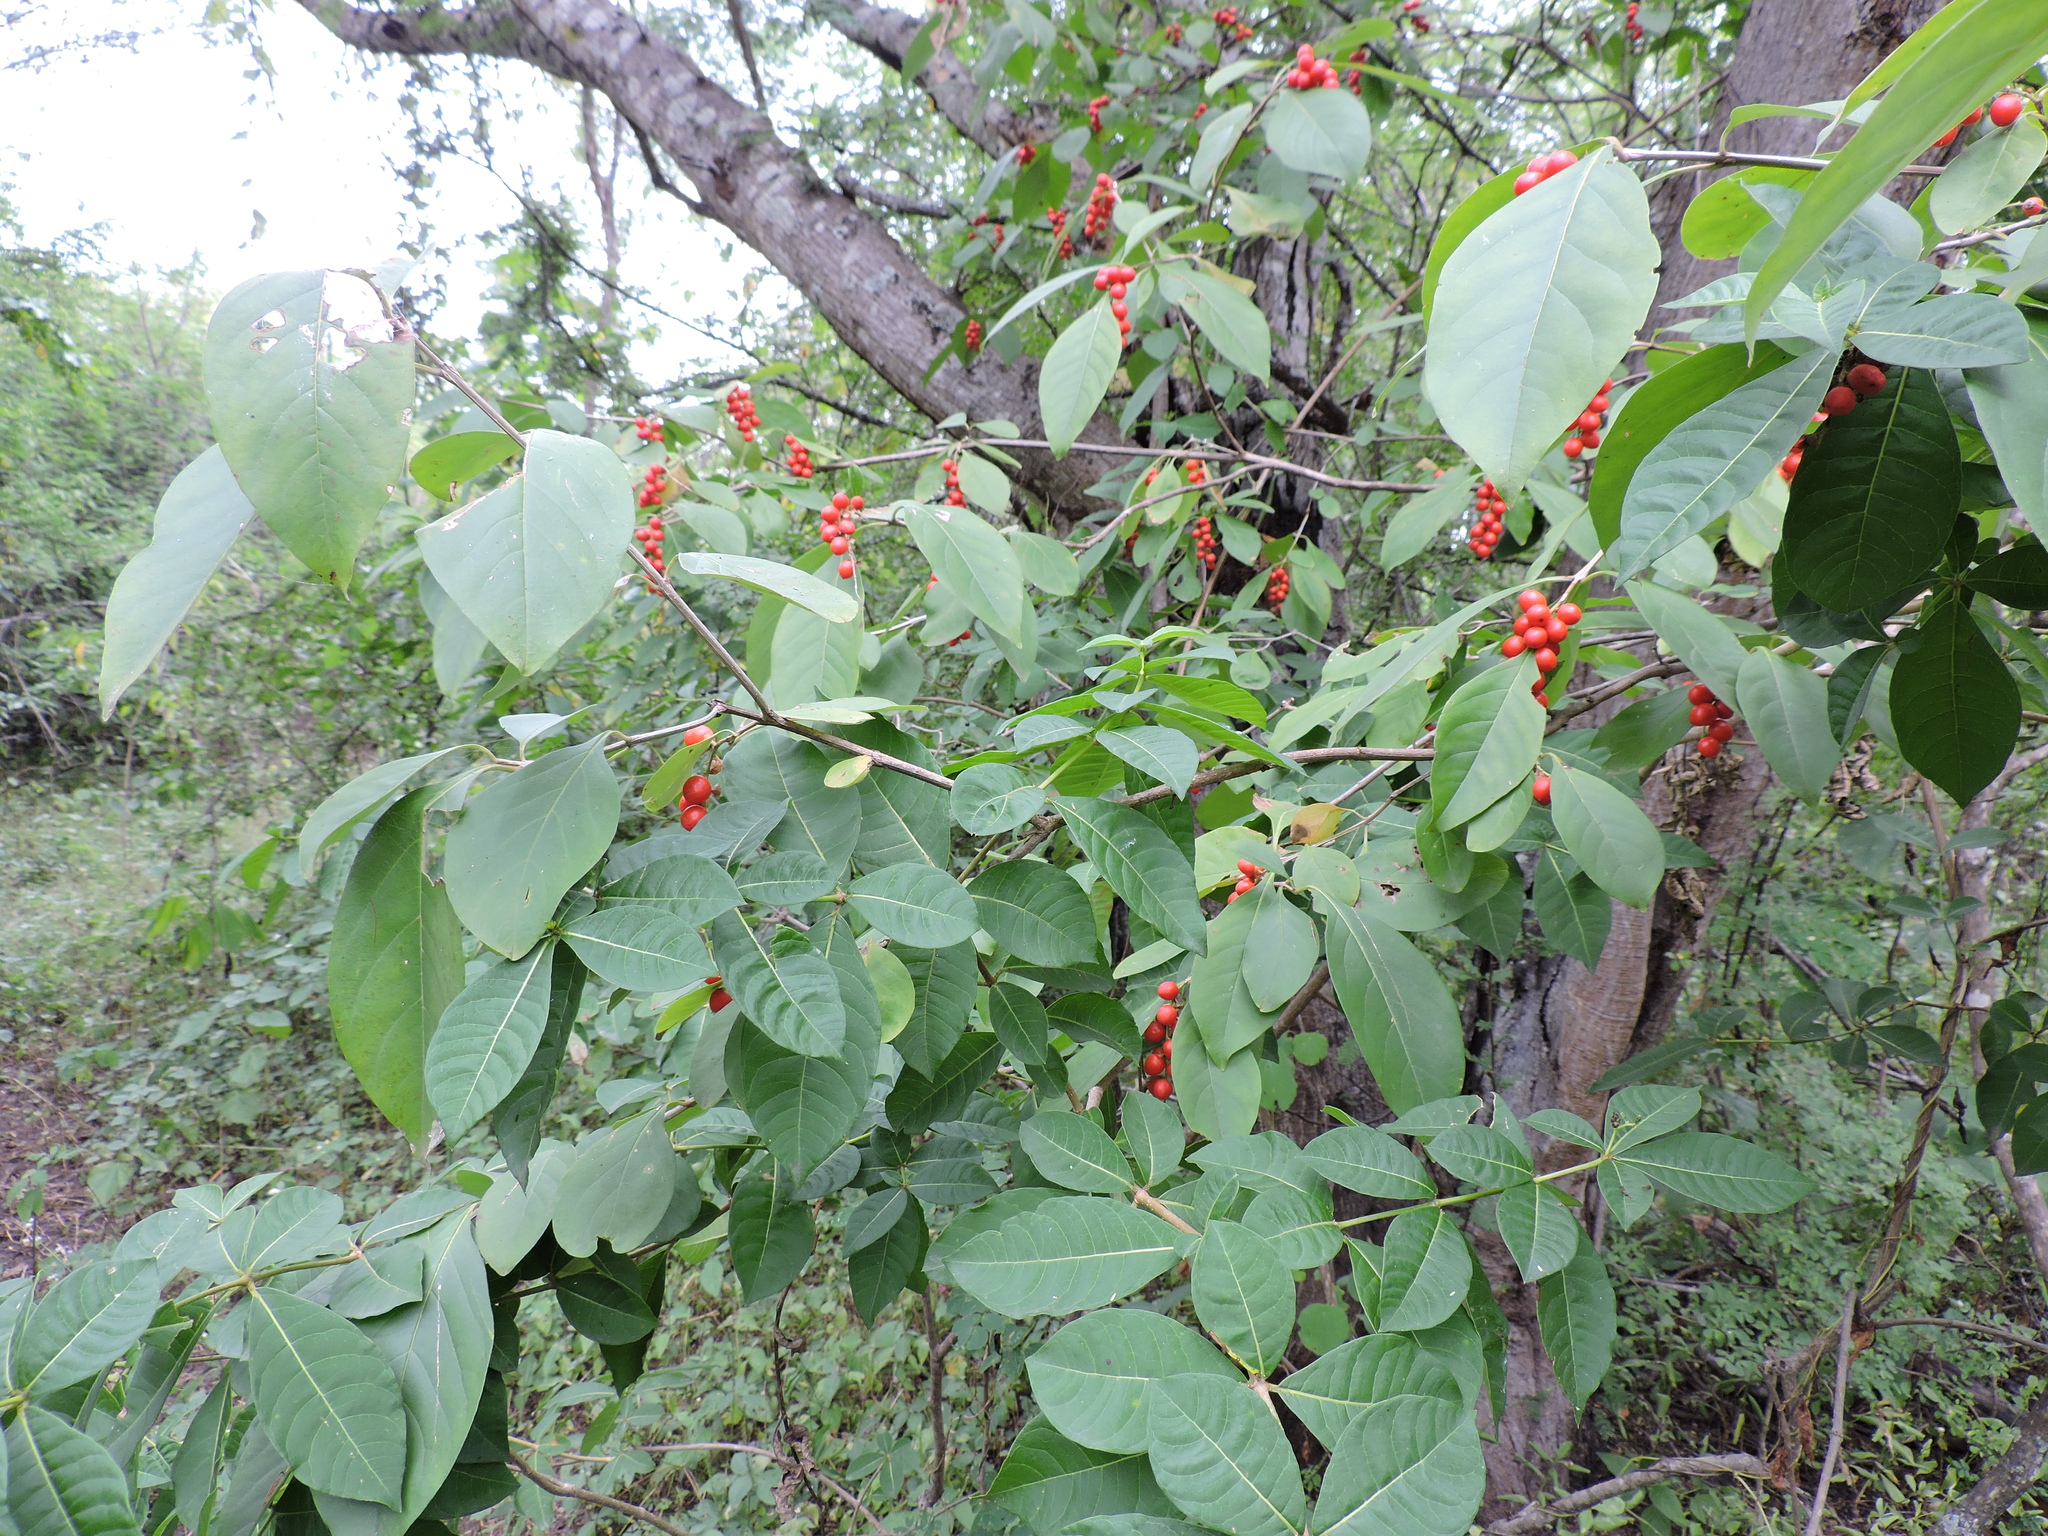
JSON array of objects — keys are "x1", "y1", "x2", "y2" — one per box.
[
  {"x1": 1735, "y1": 649, "x2": 1840, "y2": 803},
  {"x1": 847, "y1": 1190, "x2": 927, "y2": 1325},
  {"x1": 848, "y1": 864, "x2": 979, "y2": 948},
  {"x1": 891, "y1": 941, "x2": 977, "y2": 1077},
  {"x1": 1624, "y1": 580, "x2": 1750, "y2": 699},
  {"x1": 97, "y1": 446, "x2": 258, "y2": 718},
  {"x1": 1964, "y1": 312, "x2": 2048, "y2": 530},
  {"x1": 1028, "y1": 1310, "x2": 1237, "y2": 1454},
  {"x1": 1891, "y1": 591, "x2": 2021, "y2": 805},
  {"x1": 885, "y1": 1029, "x2": 1001, "y2": 1134},
  {"x1": 953, "y1": 765, "x2": 1052, "y2": 836},
  {"x1": 1747, "y1": 3, "x2": 2048, "y2": 337},
  {"x1": 1178, "y1": 270, "x2": 1272, "y2": 383},
  {"x1": 415, "y1": 431, "x2": 632, "y2": 676},
  {"x1": 409, "y1": 432, "x2": 520, "y2": 500},
  {"x1": 1376, "y1": 1208, "x2": 1471, "y2": 1332},
  {"x1": 203, "y1": 270, "x2": 412, "y2": 588},
  {"x1": 723, "y1": 729, "x2": 862, "y2": 878},
  {"x1": 1424, "y1": 158, "x2": 1660, "y2": 493},
  {"x1": 1144, "y1": 1375, "x2": 1305, "y2": 1536},
  {"x1": 1023, "y1": 1111, "x2": 1134, "y2": 1194},
  {"x1": 971, "y1": 862, "x2": 1099, "y2": 966},
  {"x1": 1615, "y1": 1130, "x2": 1815, "y2": 1212},
  {"x1": 1039, "y1": 301, "x2": 1123, "y2": 457},
  {"x1": 1189, "y1": 102, "x2": 1257, "y2": 194},
  {"x1": 550, "y1": 1111, "x2": 679, "y2": 1258},
  {"x1": 671, "y1": 551, "x2": 858, "y2": 622},
  {"x1": 297, "y1": 749, "x2": 467, "y2": 883},
  {"x1": 7, "y1": 1405, "x2": 142, "y2": 1536},
  {"x1": 1678, "y1": 165, "x2": 1813, "y2": 260},
  {"x1": 1494, "y1": 1183, "x2": 1579, "y2": 1282},
  {"x1": 330, "y1": 788, "x2": 465, "y2": 1146},
  {"x1": 493, "y1": 948, "x2": 586, "y2": 1184},
  {"x1": 1935, "y1": 118, "x2": 2048, "y2": 232},
  {"x1": 1271, "y1": 1335, "x2": 1460, "y2": 1452},
  {"x1": 1311, "y1": 1395, "x2": 1484, "y2": 1536},
  {"x1": 948, "y1": 1196, "x2": 1182, "y2": 1317},
  {"x1": 988, "y1": 1419, "x2": 1174, "y2": 1535},
  {"x1": 1605, "y1": 1085, "x2": 1703, "y2": 1150},
  {"x1": 987, "y1": 982, "x2": 1050, "y2": 1064},
  {"x1": 729, "y1": 1014, "x2": 873, "y2": 1178},
  {"x1": 732, "y1": 850, "x2": 836, "y2": 906},
  {"x1": 1532, "y1": 849, "x2": 1609, "y2": 968},
  {"x1": 1610, "y1": 347, "x2": 1834, "y2": 579},
  {"x1": 1191, "y1": 1220, "x2": 1294, "y2": 1375},
  {"x1": 555, "y1": 1250, "x2": 656, "y2": 1343},
  {"x1": 1546, "y1": 764, "x2": 1664, "y2": 909},
  {"x1": 443, "y1": 737, "x2": 621, "y2": 959},
  {"x1": 1853, "y1": 287, "x2": 2032, "y2": 369},
  {"x1": 424, "y1": 944, "x2": 554, "y2": 1138},
  {"x1": 1780, "y1": 369, "x2": 1960, "y2": 613},
  {"x1": 1190, "y1": 883, "x2": 1312, "y2": 1061},
  {"x1": 905, "y1": 503, "x2": 1030, "y2": 644},
  {"x1": 1378, "y1": 472, "x2": 1474, "y2": 570},
  {"x1": 559, "y1": 905, "x2": 708, "y2": 992},
  {"x1": 1322, "y1": 904, "x2": 1464, "y2": 1116},
  {"x1": 1098, "y1": 728, "x2": 1198, "y2": 797},
  {"x1": 1263, "y1": 86, "x2": 1372, "y2": 181},
  {"x1": 14, "y1": 1258, "x2": 161, "y2": 1397},
  {"x1": 1011, "y1": 529, "x2": 1082, "y2": 595},
  {"x1": 709, "y1": 912, "x2": 847, "y2": 1058},
  {"x1": 1149, "y1": 674, "x2": 1269, "y2": 730},
  {"x1": 244, "y1": 1288, "x2": 408, "y2": 1505},
  {"x1": 1301, "y1": 1126, "x2": 1434, "y2": 1200},
  {"x1": 1432, "y1": 658, "x2": 1544, "y2": 828},
  {"x1": 1173, "y1": 1043, "x2": 1263, "y2": 1142},
  {"x1": 769, "y1": 596, "x2": 862, "y2": 707},
  {"x1": 728, "y1": 1166, "x2": 816, "y2": 1303},
  {"x1": 1121, "y1": 1091, "x2": 1186, "y2": 1187},
  {"x1": 1423, "y1": 1125, "x2": 1530, "y2": 1187},
  {"x1": 1058, "y1": 798, "x2": 1206, "y2": 955},
  {"x1": 1536, "y1": 1230, "x2": 1616, "y2": 1410}
]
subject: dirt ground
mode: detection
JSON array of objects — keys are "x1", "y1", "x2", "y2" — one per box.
[{"x1": 0, "y1": 1041, "x2": 124, "y2": 1278}]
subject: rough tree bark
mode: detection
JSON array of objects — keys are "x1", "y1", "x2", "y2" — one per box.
[{"x1": 299, "y1": 0, "x2": 1117, "y2": 511}]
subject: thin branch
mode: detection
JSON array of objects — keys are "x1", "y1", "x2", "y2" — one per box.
[
  {"x1": 1271, "y1": 963, "x2": 1331, "y2": 1036},
  {"x1": 1485, "y1": 1454, "x2": 1771, "y2": 1535},
  {"x1": 629, "y1": 547, "x2": 774, "y2": 715},
  {"x1": 1873, "y1": 1316, "x2": 2048, "y2": 1354},
  {"x1": 510, "y1": 1454, "x2": 694, "y2": 1536},
  {"x1": 1613, "y1": 145, "x2": 1950, "y2": 177},
  {"x1": 834, "y1": 167, "x2": 953, "y2": 218},
  {"x1": 716, "y1": 701, "x2": 955, "y2": 788},
  {"x1": 415, "y1": 337, "x2": 526, "y2": 446},
  {"x1": 725, "y1": 0, "x2": 767, "y2": 107},
  {"x1": 1802, "y1": 1287, "x2": 1858, "y2": 1536}
]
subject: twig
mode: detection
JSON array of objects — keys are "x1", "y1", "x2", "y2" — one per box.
[
  {"x1": 922, "y1": 1289, "x2": 949, "y2": 1507},
  {"x1": 716, "y1": 700, "x2": 954, "y2": 788},
  {"x1": 1485, "y1": 1454, "x2": 1771, "y2": 1534},
  {"x1": 510, "y1": 1454, "x2": 694, "y2": 1536},
  {"x1": 1802, "y1": 1287, "x2": 1858, "y2": 1536},
  {"x1": 414, "y1": 337, "x2": 528, "y2": 447},
  {"x1": 1872, "y1": 1316, "x2": 2048, "y2": 1354},
  {"x1": 629, "y1": 546, "x2": 774, "y2": 715},
  {"x1": 1613, "y1": 145, "x2": 1949, "y2": 177},
  {"x1": 1131, "y1": 1185, "x2": 1200, "y2": 1234},
  {"x1": 599, "y1": 1444, "x2": 894, "y2": 1536},
  {"x1": 1271, "y1": 963, "x2": 1331, "y2": 1036}
]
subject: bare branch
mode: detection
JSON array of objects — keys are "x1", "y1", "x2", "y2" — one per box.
[{"x1": 1485, "y1": 1454, "x2": 1771, "y2": 1534}]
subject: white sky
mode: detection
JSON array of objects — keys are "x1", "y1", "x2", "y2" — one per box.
[{"x1": 1, "y1": 0, "x2": 799, "y2": 386}]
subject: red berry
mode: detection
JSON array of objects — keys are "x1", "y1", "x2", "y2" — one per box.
[
  {"x1": 1846, "y1": 363, "x2": 1887, "y2": 396},
  {"x1": 1142, "y1": 1052, "x2": 1165, "y2": 1076},
  {"x1": 1535, "y1": 690, "x2": 1550, "y2": 706},
  {"x1": 1544, "y1": 617, "x2": 1568, "y2": 643},
  {"x1": 1237, "y1": 859, "x2": 1261, "y2": 877},
  {"x1": 1578, "y1": 411, "x2": 1603, "y2": 432},
  {"x1": 683, "y1": 725, "x2": 713, "y2": 746},
  {"x1": 1519, "y1": 590, "x2": 1544, "y2": 610},
  {"x1": 1688, "y1": 683, "x2": 1715, "y2": 704},
  {"x1": 1715, "y1": 701, "x2": 1734, "y2": 719},
  {"x1": 1556, "y1": 602, "x2": 1582, "y2": 626},
  {"x1": 1563, "y1": 437, "x2": 1584, "y2": 458},
  {"x1": 1158, "y1": 980, "x2": 1180, "y2": 1000},
  {"x1": 1532, "y1": 774, "x2": 1552, "y2": 806},
  {"x1": 1154, "y1": 1003, "x2": 1180, "y2": 1028},
  {"x1": 1144, "y1": 1021, "x2": 1167, "y2": 1044},
  {"x1": 2025, "y1": 197, "x2": 2045, "y2": 216},
  {"x1": 1513, "y1": 171, "x2": 1542, "y2": 196},
  {"x1": 1544, "y1": 149, "x2": 1579, "y2": 174},
  {"x1": 1580, "y1": 428, "x2": 1602, "y2": 450},
  {"x1": 1163, "y1": 1037, "x2": 1173, "y2": 1058},
  {"x1": 1534, "y1": 647, "x2": 1559, "y2": 672},
  {"x1": 1709, "y1": 721, "x2": 1735, "y2": 742},
  {"x1": 681, "y1": 803, "x2": 708, "y2": 830},
  {"x1": 1991, "y1": 93, "x2": 2026, "y2": 128},
  {"x1": 839, "y1": 559, "x2": 855, "y2": 579},
  {"x1": 1501, "y1": 634, "x2": 1527, "y2": 657},
  {"x1": 1962, "y1": 108, "x2": 1984, "y2": 128},
  {"x1": 708, "y1": 987, "x2": 733, "y2": 1011},
  {"x1": 682, "y1": 774, "x2": 714, "y2": 805},
  {"x1": 1149, "y1": 1078, "x2": 1174, "y2": 1099},
  {"x1": 1689, "y1": 703, "x2": 1716, "y2": 726},
  {"x1": 1698, "y1": 737, "x2": 1724, "y2": 758},
  {"x1": 1934, "y1": 125, "x2": 1960, "y2": 148},
  {"x1": 1823, "y1": 385, "x2": 1859, "y2": 416},
  {"x1": 1590, "y1": 394, "x2": 1610, "y2": 412}
]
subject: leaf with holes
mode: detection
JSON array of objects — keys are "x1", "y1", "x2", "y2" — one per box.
[{"x1": 203, "y1": 270, "x2": 412, "y2": 588}]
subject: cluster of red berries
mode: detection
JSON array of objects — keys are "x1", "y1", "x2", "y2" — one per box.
[
  {"x1": 1513, "y1": 148, "x2": 1580, "y2": 197},
  {"x1": 725, "y1": 383, "x2": 760, "y2": 443},
  {"x1": 940, "y1": 458, "x2": 968, "y2": 508},
  {"x1": 1191, "y1": 515, "x2": 1220, "y2": 569},
  {"x1": 1779, "y1": 434, "x2": 1806, "y2": 482},
  {"x1": 1088, "y1": 95, "x2": 1110, "y2": 133},
  {"x1": 632, "y1": 415, "x2": 663, "y2": 442},
  {"x1": 1226, "y1": 858, "x2": 1265, "y2": 904},
  {"x1": 1211, "y1": 7, "x2": 1253, "y2": 40},
  {"x1": 1047, "y1": 207, "x2": 1075, "y2": 260},
  {"x1": 1141, "y1": 980, "x2": 1180, "y2": 1099},
  {"x1": 1562, "y1": 381, "x2": 1613, "y2": 459},
  {"x1": 1623, "y1": 1, "x2": 1642, "y2": 42},
  {"x1": 1193, "y1": 102, "x2": 1208, "y2": 120},
  {"x1": 821, "y1": 492, "x2": 862, "y2": 579},
  {"x1": 1467, "y1": 479, "x2": 1509, "y2": 558},
  {"x1": 702, "y1": 975, "x2": 733, "y2": 1013},
  {"x1": 964, "y1": 319, "x2": 984, "y2": 354},
  {"x1": 1820, "y1": 362, "x2": 1888, "y2": 420},
  {"x1": 969, "y1": 213, "x2": 1006, "y2": 247},
  {"x1": 678, "y1": 724, "x2": 720, "y2": 828},
  {"x1": 637, "y1": 461, "x2": 670, "y2": 510},
  {"x1": 1286, "y1": 43, "x2": 1339, "y2": 88},
  {"x1": 1094, "y1": 262, "x2": 1139, "y2": 339},
  {"x1": 1166, "y1": 23, "x2": 1183, "y2": 42},
  {"x1": 783, "y1": 434, "x2": 815, "y2": 479},
  {"x1": 1399, "y1": 0, "x2": 1429, "y2": 32},
  {"x1": 1344, "y1": 49, "x2": 1366, "y2": 91},
  {"x1": 1685, "y1": 681, "x2": 1737, "y2": 758},
  {"x1": 632, "y1": 513, "x2": 666, "y2": 590},
  {"x1": 1084, "y1": 175, "x2": 1119, "y2": 243},
  {"x1": 1264, "y1": 564, "x2": 1290, "y2": 608},
  {"x1": 1499, "y1": 588, "x2": 1583, "y2": 702},
  {"x1": 1016, "y1": 143, "x2": 1036, "y2": 166}
]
